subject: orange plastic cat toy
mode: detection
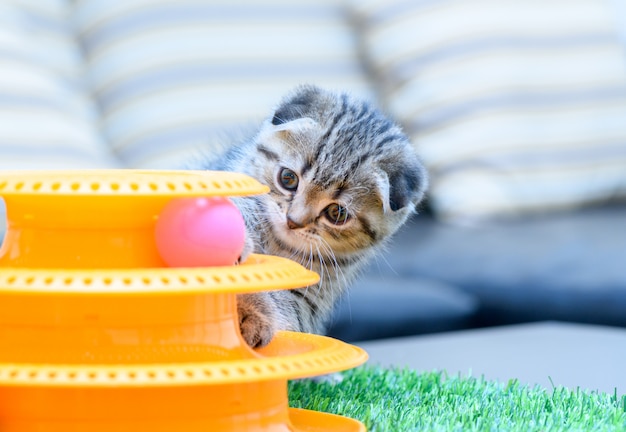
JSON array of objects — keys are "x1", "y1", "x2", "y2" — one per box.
[{"x1": 0, "y1": 169, "x2": 367, "y2": 432}]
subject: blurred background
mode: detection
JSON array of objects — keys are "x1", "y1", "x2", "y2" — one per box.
[{"x1": 1, "y1": 0, "x2": 626, "y2": 342}]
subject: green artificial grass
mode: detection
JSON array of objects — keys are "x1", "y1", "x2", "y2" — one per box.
[{"x1": 289, "y1": 366, "x2": 626, "y2": 431}]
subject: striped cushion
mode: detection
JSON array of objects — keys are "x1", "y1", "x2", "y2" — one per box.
[
  {"x1": 74, "y1": 0, "x2": 374, "y2": 168},
  {"x1": 350, "y1": 0, "x2": 626, "y2": 222},
  {"x1": 0, "y1": 1, "x2": 120, "y2": 170}
]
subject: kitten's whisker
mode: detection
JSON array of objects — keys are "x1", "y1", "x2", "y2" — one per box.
[
  {"x1": 316, "y1": 249, "x2": 325, "y2": 291},
  {"x1": 286, "y1": 245, "x2": 302, "y2": 264},
  {"x1": 316, "y1": 245, "x2": 335, "y2": 296},
  {"x1": 302, "y1": 243, "x2": 318, "y2": 299},
  {"x1": 308, "y1": 243, "x2": 314, "y2": 272},
  {"x1": 316, "y1": 240, "x2": 338, "y2": 276},
  {"x1": 373, "y1": 250, "x2": 399, "y2": 277},
  {"x1": 317, "y1": 238, "x2": 349, "y2": 292}
]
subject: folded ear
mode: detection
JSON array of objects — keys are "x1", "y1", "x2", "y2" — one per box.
[
  {"x1": 270, "y1": 85, "x2": 321, "y2": 125},
  {"x1": 378, "y1": 159, "x2": 428, "y2": 213},
  {"x1": 389, "y1": 167, "x2": 426, "y2": 211}
]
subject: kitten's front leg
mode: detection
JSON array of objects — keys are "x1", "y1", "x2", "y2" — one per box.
[
  {"x1": 237, "y1": 292, "x2": 277, "y2": 348},
  {"x1": 235, "y1": 223, "x2": 277, "y2": 347}
]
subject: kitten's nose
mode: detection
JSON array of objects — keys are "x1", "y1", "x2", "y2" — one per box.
[{"x1": 286, "y1": 216, "x2": 305, "y2": 230}]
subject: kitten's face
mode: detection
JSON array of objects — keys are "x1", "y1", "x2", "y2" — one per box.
[
  {"x1": 249, "y1": 86, "x2": 427, "y2": 258},
  {"x1": 260, "y1": 155, "x2": 387, "y2": 256}
]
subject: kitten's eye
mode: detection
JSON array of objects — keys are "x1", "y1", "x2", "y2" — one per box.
[
  {"x1": 278, "y1": 168, "x2": 299, "y2": 191},
  {"x1": 323, "y1": 203, "x2": 350, "y2": 225}
]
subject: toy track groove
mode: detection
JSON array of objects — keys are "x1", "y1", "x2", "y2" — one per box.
[
  {"x1": 0, "y1": 169, "x2": 269, "y2": 196},
  {"x1": 0, "y1": 255, "x2": 317, "y2": 294},
  {"x1": 0, "y1": 332, "x2": 366, "y2": 386}
]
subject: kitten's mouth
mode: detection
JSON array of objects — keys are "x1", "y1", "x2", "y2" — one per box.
[
  {"x1": 277, "y1": 221, "x2": 317, "y2": 250},
  {"x1": 266, "y1": 210, "x2": 319, "y2": 253}
]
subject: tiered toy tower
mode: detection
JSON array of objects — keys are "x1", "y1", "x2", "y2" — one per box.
[{"x1": 0, "y1": 170, "x2": 367, "y2": 431}]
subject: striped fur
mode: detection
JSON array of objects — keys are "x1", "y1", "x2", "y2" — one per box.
[{"x1": 192, "y1": 85, "x2": 427, "y2": 347}]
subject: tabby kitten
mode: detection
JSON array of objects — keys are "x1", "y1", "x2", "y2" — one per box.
[{"x1": 195, "y1": 85, "x2": 427, "y2": 348}]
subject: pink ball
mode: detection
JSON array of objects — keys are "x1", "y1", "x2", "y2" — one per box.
[{"x1": 155, "y1": 197, "x2": 246, "y2": 267}]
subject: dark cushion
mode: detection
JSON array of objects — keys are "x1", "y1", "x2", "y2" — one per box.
[
  {"x1": 327, "y1": 276, "x2": 478, "y2": 342},
  {"x1": 371, "y1": 203, "x2": 626, "y2": 328}
]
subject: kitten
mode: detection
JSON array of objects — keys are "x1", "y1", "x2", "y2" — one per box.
[{"x1": 193, "y1": 85, "x2": 427, "y2": 347}]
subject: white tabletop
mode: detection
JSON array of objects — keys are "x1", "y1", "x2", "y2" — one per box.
[{"x1": 357, "y1": 321, "x2": 626, "y2": 394}]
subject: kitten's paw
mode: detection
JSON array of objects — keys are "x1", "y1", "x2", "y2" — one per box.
[
  {"x1": 236, "y1": 228, "x2": 254, "y2": 264},
  {"x1": 237, "y1": 293, "x2": 276, "y2": 348}
]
